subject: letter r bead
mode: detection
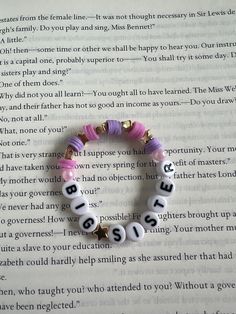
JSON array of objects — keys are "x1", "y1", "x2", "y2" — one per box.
[{"x1": 156, "y1": 160, "x2": 175, "y2": 177}]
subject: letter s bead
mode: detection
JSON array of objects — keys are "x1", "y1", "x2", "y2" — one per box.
[{"x1": 108, "y1": 224, "x2": 126, "y2": 244}]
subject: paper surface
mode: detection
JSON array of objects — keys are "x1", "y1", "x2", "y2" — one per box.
[{"x1": 0, "y1": 0, "x2": 236, "y2": 313}]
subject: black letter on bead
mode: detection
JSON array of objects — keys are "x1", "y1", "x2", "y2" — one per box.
[
  {"x1": 75, "y1": 203, "x2": 85, "y2": 210},
  {"x1": 66, "y1": 184, "x2": 78, "y2": 195},
  {"x1": 133, "y1": 226, "x2": 139, "y2": 238},
  {"x1": 112, "y1": 228, "x2": 122, "y2": 242},
  {"x1": 154, "y1": 199, "x2": 164, "y2": 208},
  {"x1": 83, "y1": 218, "x2": 94, "y2": 229},
  {"x1": 160, "y1": 182, "x2": 173, "y2": 193},
  {"x1": 164, "y1": 163, "x2": 174, "y2": 173},
  {"x1": 144, "y1": 215, "x2": 157, "y2": 227}
]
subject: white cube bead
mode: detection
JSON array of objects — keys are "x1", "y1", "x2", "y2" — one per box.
[
  {"x1": 147, "y1": 195, "x2": 167, "y2": 213},
  {"x1": 157, "y1": 160, "x2": 175, "y2": 177},
  {"x1": 79, "y1": 212, "x2": 98, "y2": 233},
  {"x1": 140, "y1": 211, "x2": 160, "y2": 230},
  {"x1": 108, "y1": 224, "x2": 126, "y2": 244},
  {"x1": 62, "y1": 180, "x2": 81, "y2": 199},
  {"x1": 126, "y1": 222, "x2": 145, "y2": 242},
  {"x1": 71, "y1": 196, "x2": 89, "y2": 216},
  {"x1": 156, "y1": 177, "x2": 175, "y2": 197}
]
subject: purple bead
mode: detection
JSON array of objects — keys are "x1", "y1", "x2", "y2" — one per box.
[
  {"x1": 106, "y1": 120, "x2": 122, "y2": 135},
  {"x1": 144, "y1": 138, "x2": 162, "y2": 154},
  {"x1": 68, "y1": 136, "x2": 84, "y2": 152}
]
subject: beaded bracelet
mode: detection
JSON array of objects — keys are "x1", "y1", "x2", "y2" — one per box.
[{"x1": 58, "y1": 120, "x2": 175, "y2": 244}]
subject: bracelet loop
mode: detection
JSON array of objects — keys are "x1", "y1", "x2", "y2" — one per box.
[{"x1": 58, "y1": 119, "x2": 175, "y2": 244}]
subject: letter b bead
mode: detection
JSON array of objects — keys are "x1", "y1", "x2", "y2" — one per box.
[
  {"x1": 62, "y1": 180, "x2": 81, "y2": 199},
  {"x1": 157, "y1": 160, "x2": 175, "y2": 177}
]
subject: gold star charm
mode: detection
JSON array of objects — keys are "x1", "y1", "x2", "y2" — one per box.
[
  {"x1": 93, "y1": 224, "x2": 108, "y2": 240},
  {"x1": 142, "y1": 129, "x2": 153, "y2": 143}
]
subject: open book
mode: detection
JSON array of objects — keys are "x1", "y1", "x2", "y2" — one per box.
[{"x1": 0, "y1": 0, "x2": 235, "y2": 312}]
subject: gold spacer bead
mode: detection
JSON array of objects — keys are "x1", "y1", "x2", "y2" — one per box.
[
  {"x1": 122, "y1": 120, "x2": 133, "y2": 131},
  {"x1": 77, "y1": 133, "x2": 89, "y2": 145},
  {"x1": 64, "y1": 145, "x2": 74, "y2": 159},
  {"x1": 93, "y1": 224, "x2": 109, "y2": 240},
  {"x1": 96, "y1": 122, "x2": 107, "y2": 134},
  {"x1": 142, "y1": 129, "x2": 153, "y2": 144}
]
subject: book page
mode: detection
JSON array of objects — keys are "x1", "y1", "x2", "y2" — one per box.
[{"x1": 0, "y1": 0, "x2": 236, "y2": 313}]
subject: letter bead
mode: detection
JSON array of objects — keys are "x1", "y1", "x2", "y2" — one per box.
[
  {"x1": 140, "y1": 211, "x2": 159, "y2": 230},
  {"x1": 79, "y1": 212, "x2": 98, "y2": 233},
  {"x1": 155, "y1": 177, "x2": 175, "y2": 197},
  {"x1": 157, "y1": 160, "x2": 175, "y2": 177},
  {"x1": 62, "y1": 180, "x2": 81, "y2": 199},
  {"x1": 71, "y1": 195, "x2": 89, "y2": 216},
  {"x1": 108, "y1": 224, "x2": 126, "y2": 244},
  {"x1": 147, "y1": 195, "x2": 167, "y2": 213},
  {"x1": 126, "y1": 222, "x2": 145, "y2": 242}
]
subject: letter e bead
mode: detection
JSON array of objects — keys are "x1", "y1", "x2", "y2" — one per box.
[{"x1": 155, "y1": 177, "x2": 175, "y2": 197}]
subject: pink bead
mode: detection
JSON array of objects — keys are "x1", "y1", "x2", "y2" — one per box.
[
  {"x1": 83, "y1": 124, "x2": 99, "y2": 141},
  {"x1": 127, "y1": 121, "x2": 146, "y2": 140},
  {"x1": 58, "y1": 159, "x2": 77, "y2": 169},
  {"x1": 151, "y1": 147, "x2": 167, "y2": 161},
  {"x1": 62, "y1": 168, "x2": 76, "y2": 181}
]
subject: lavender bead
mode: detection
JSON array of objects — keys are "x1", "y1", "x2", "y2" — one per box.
[
  {"x1": 144, "y1": 138, "x2": 162, "y2": 154},
  {"x1": 68, "y1": 136, "x2": 84, "y2": 152},
  {"x1": 106, "y1": 120, "x2": 122, "y2": 135}
]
